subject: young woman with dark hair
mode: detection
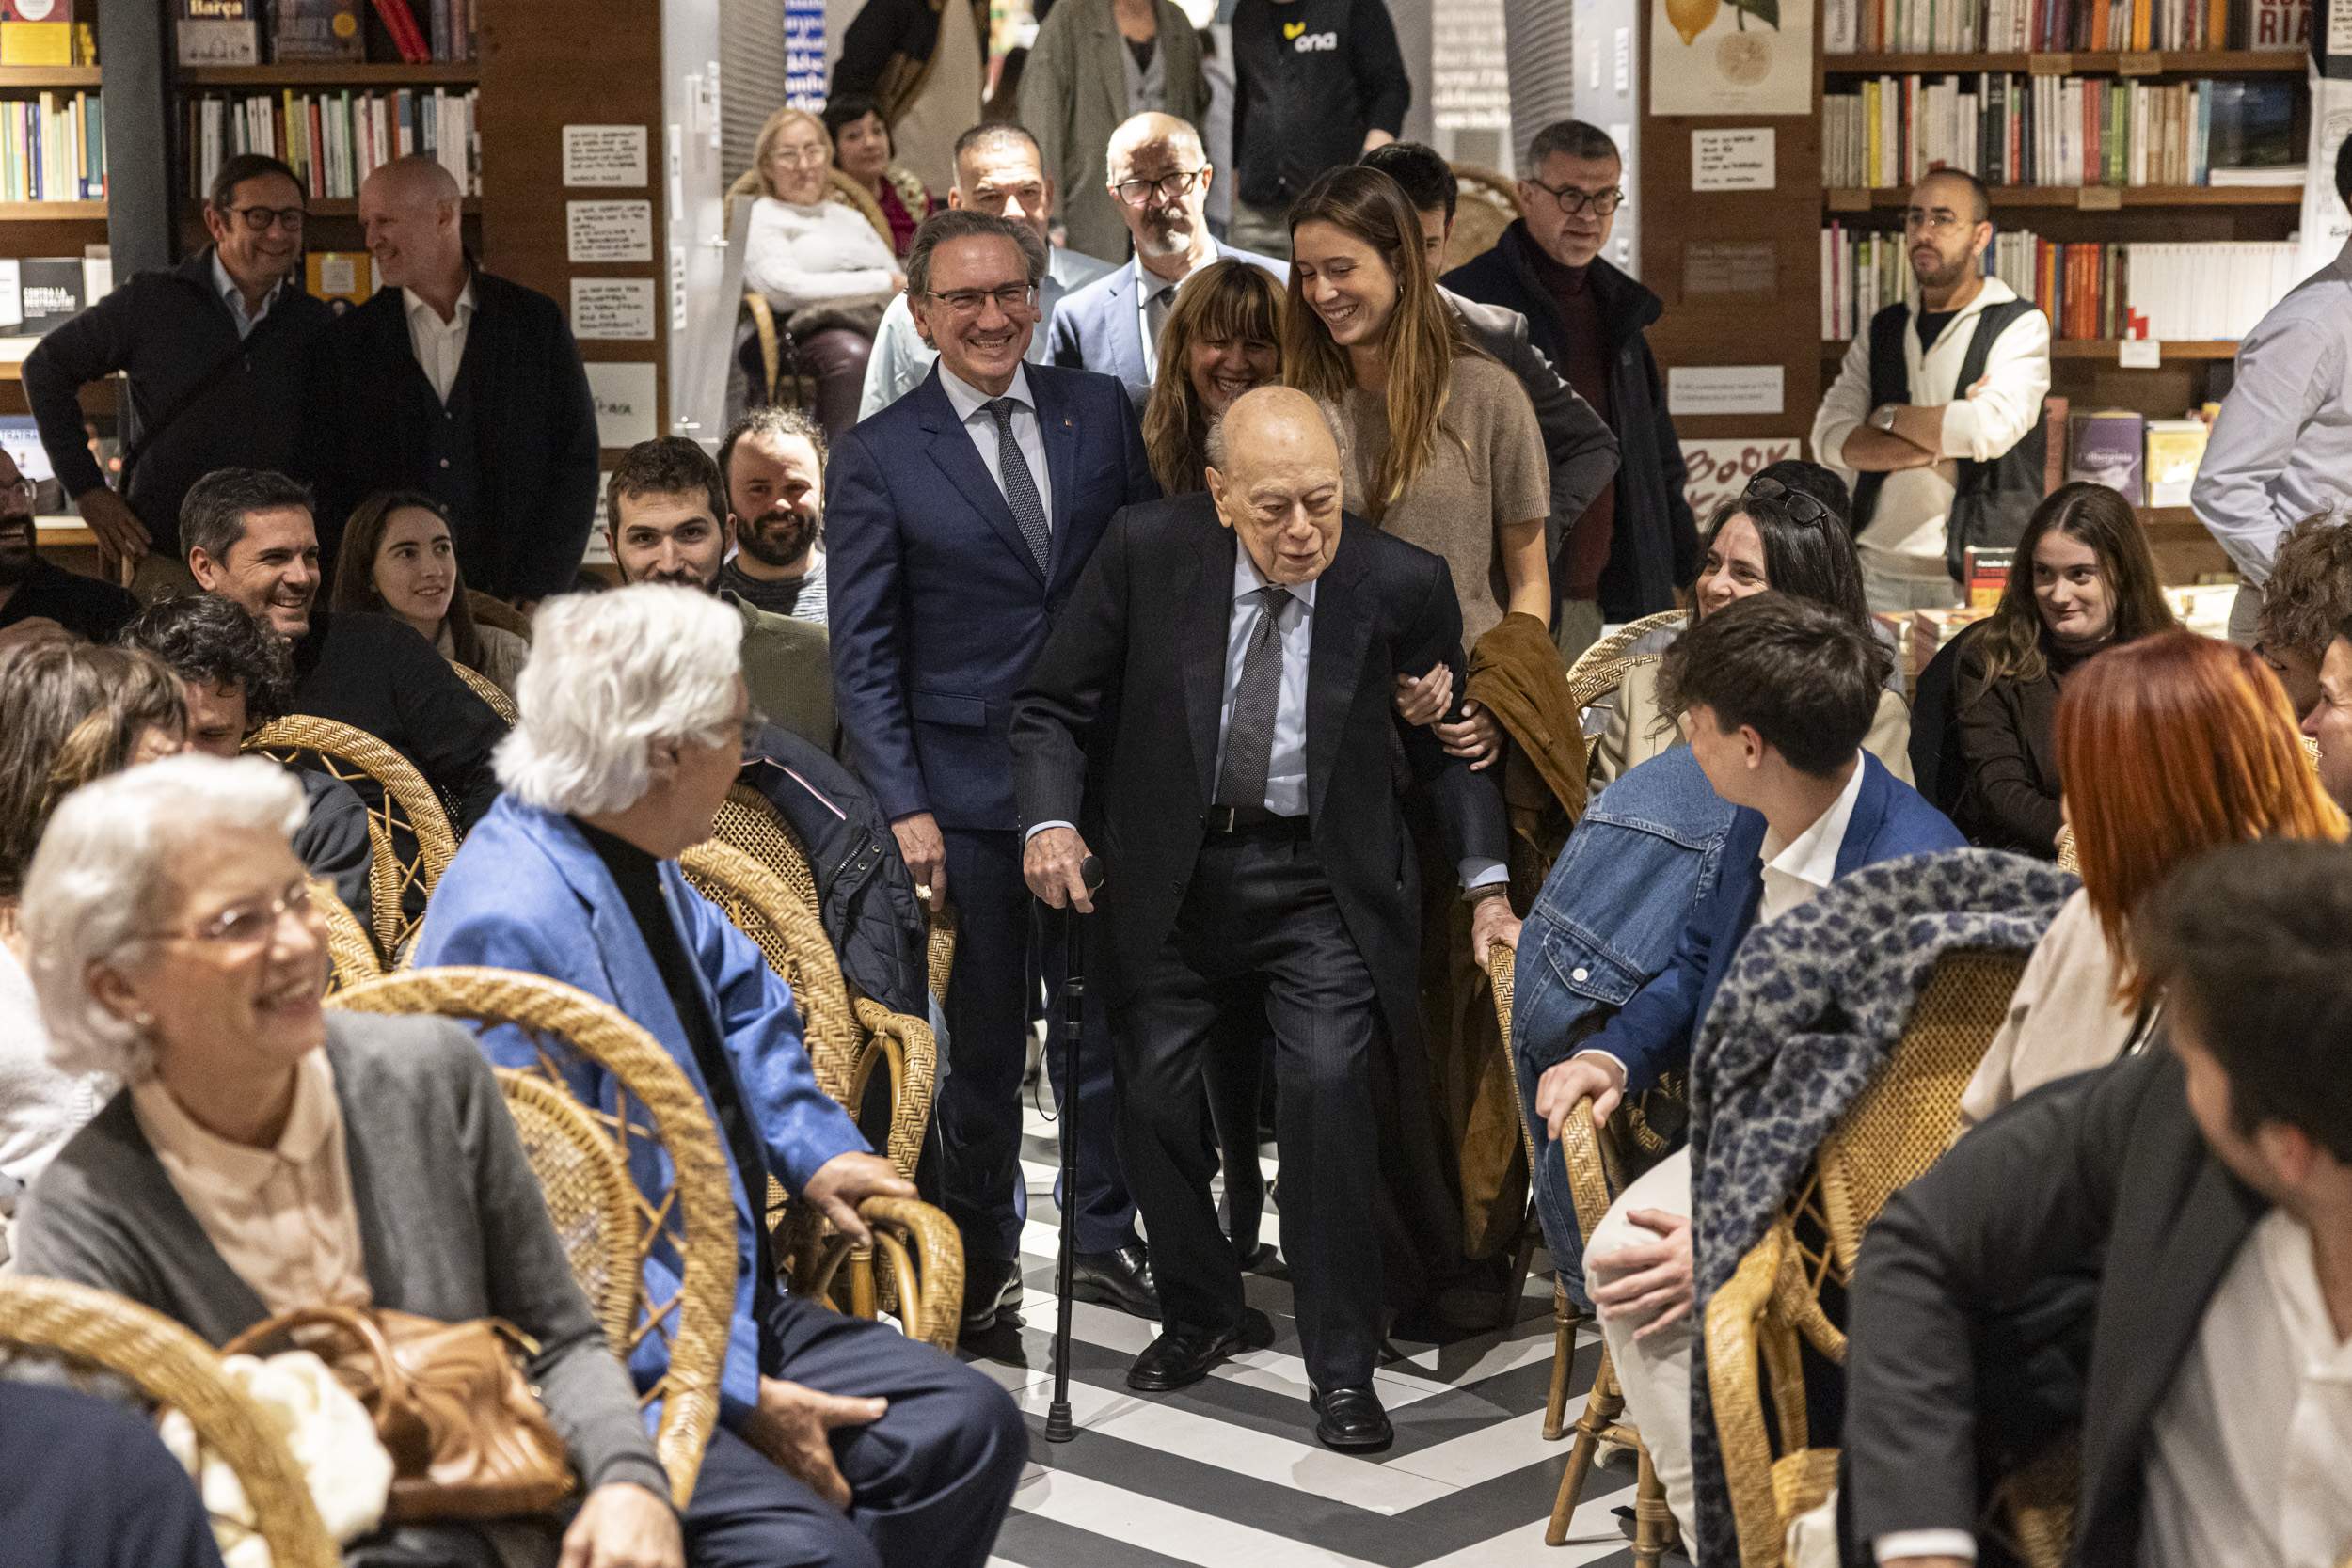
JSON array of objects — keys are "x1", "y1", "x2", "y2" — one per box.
[{"x1": 331, "y1": 489, "x2": 529, "y2": 699}]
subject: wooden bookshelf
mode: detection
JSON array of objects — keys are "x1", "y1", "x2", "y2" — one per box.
[
  {"x1": 1823, "y1": 48, "x2": 2306, "y2": 74},
  {"x1": 0, "y1": 200, "x2": 106, "y2": 221},
  {"x1": 176, "y1": 198, "x2": 482, "y2": 218},
  {"x1": 1826, "y1": 184, "x2": 2304, "y2": 208},
  {"x1": 0, "y1": 66, "x2": 102, "y2": 88},
  {"x1": 1822, "y1": 339, "x2": 2242, "y2": 360},
  {"x1": 179, "y1": 62, "x2": 480, "y2": 87}
]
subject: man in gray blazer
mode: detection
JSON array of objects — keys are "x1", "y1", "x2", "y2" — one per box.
[
  {"x1": 1049, "y1": 112, "x2": 1287, "y2": 410},
  {"x1": 1020, "y1": 0, "x2": 1209, "y2": 264}
]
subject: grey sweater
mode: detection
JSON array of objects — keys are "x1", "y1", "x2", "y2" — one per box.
[{"x1": 14, "y1": 1012, "x2": 669, "y2": 1504}]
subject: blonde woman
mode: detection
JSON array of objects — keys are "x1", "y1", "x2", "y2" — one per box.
[{"x1": 1140, "y1": 258, "x2": 1285, "y2": 494}]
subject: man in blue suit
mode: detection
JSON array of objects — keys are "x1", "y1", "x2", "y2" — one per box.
[
  {"x1": 415, "y1": 585, "x2": 1026, "y2": 1568},
  {"x1": 1532, "y1": 593, "x2": 1963, "y2": 1548},
  {"x1": 1048, "y1": 112, "x2": 1288, "y2": 411},
  {"x1": 829, "y1": 208, "x2": 1163, "y2": 1331}
]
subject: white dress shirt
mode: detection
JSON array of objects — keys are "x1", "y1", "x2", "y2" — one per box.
[
  {"x1": 1812, "y1": 277, "x2": 2053, "y2": 582},
  {"x1": 1213, "y1": 546, "x2": 1317, "y2": 817},
  {"x1": 210, "y1": 251, "x2": 277, "y2": 341},
  {"x1": 404, "y1": 277, "x2": 475, "y2": 404},
  {"x1": 937, "y1": 361, "x2": 1055, "y2": 530},
  {"x1": 2190, "y1": 238, "x2": 2352, "y2": 587}
]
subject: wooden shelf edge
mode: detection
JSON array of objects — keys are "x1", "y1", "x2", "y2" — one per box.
[
  {"x1": 1821, "y1": 338, "x2": 2240, "y2": 360},
  {"x1": 179, "y1": 62, "x2": 480, "y2": 87},
  {"x1": 0, "y1": 66, "x2": 101, "y2": 88},
  {"x1": 1825, "y1": 184, "x2": 2304, "y2": 208},
  {"x1": 176, "y1": 198, "x2": 480, "y2": 216},
  {"x1": 1823, "y1": 48, "x2": 2306, "y2": 74},
  {"x1": 0, "y1": 199, "x2": 104, "y2": 219}
]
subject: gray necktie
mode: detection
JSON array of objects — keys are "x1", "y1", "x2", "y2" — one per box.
[
  {"x1": 984, "y1": 397, "x2": 1053, "y2": 574},
  {"x1": 1214, "y1": 585, "x2": 1294, "y2": 810},
  {"x1": 1145, "y1": 283, "x2": 1176, "y2": 362}
]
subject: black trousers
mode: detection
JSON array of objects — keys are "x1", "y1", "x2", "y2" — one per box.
[{"x1": 1116, "y1": 830, "x2": 1385, "y2": 1389}]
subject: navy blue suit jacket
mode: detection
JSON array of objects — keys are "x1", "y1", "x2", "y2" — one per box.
[
  {"x1": 1047, "y1": 243, "x2": 1290, "y2": 410},
  {"x1": 827, "y1": 361, "x2": 1159, "y2": 831},
  {"x1": 1582, "y1": 752, "x2": 1964, "y2": 1095}
]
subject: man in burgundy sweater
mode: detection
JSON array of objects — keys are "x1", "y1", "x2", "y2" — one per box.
[{"x1": 1445, "y1": 120, "x2": 1697, "y2": 657}]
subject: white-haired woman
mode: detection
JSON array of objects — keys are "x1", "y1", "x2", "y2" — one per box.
[
  {"x1": 413, "y1": 585, "x2": 1026, "y2": 1568},
  {"x1": 11, "y1": 754, "x2": 684, "y2": 1568}
]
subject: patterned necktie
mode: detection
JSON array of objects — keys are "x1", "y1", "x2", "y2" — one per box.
[
  {"x1": 985, "y1": 397, "x2": 1053, "y2": 575},
  {"x1": 1214, "y1": 585, "x2": 1294, "y2": 810}
]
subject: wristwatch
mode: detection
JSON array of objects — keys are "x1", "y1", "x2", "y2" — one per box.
[{"x1": 1869, "y1": 404, "x2": 1899, "y2": 433}]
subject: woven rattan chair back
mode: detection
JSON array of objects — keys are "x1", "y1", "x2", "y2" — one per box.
[
  {"x1": 327, "y1": 965, "x2": 734, "y2": 1505},
  {"x1": 713, "y1": 785, "x2": 822, "y2": 915},
  {"x1": 496, "y1": 1069, "x2": 643, "y2": 1352},
  {"x1": 311, "y1": 879, "x2": 383, "y2": 992},
  {"x1": 1446, "y1": 164, "x2": 1521, "y2": 270},
  {"x1": 0, "y1": 1276, "x2": 340, "y2": 1568},
  {"x1": 244, "y1": 716, "x2": 458, "y2": 958},
  {"x1": 1566, "y1": 610, "x2": 1688, "y2": 711},
  {"x1": 450, "y1": 661, "x2": 518, "y2": 726}
]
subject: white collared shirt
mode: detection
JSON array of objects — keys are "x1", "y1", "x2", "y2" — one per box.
[
  {"x1": 937, "y1": 361, "x2": 1055, "y2": 528},
  {"x1": 210, "y1": 251, "x2": 275, "y2": 341},
  {"x1": 1213, "y1": 546, "x2": 1317, "y2": 817},
  {"x1": 405, "y1": 277, "x2": 476, "y2": 404},
  {"x1": 1133, "y1": 254, "x2": 1187, "y2": 382},
  {"x1": 1757, "y1": 759, "x2": 1867, "y2": 926}
]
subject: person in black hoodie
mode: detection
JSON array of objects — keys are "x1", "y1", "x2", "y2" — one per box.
[
  {"x1": 1443, "y1": 119, "x2": 1698, "y2": 650},
  {"x1": 1227, "y1": 0, "x2": 1410, "y2": 260}
]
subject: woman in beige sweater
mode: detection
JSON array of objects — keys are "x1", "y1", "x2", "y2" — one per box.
[{"x1": 1960, "y1": 631, "x2": 2346, "y2": 1126}]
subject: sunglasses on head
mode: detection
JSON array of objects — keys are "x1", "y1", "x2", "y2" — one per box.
[{"x1": 1740, "y1": 476, "x2": 1835, "y2": 531}]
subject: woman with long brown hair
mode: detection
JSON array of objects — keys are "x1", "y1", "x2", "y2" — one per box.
[
  {"x1": 1283, "y1": 164, "x2": 1549, "y2": 764},
  {"x1": 331, "y1": 489, "x2": 529, "y2": 699},
  {"x1": 1952, "y1": 481, "x2": 2176, "y2": 854},
  {"x1": 1140, "y1": 258, "x2": 1285, "y2": 494},
  {"x1": 1962, "y1": 630, "x2": 2345, "y2": 1123}
]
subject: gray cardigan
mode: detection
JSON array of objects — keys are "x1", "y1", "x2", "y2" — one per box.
[{"x1": 14, "y1": 1012, "x2": 670, "y2": 1504}]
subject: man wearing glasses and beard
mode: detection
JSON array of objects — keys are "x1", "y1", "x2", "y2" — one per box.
[
  {"x1": 0, "y1": 447, "x2": 135, "y2": 648},
  {"x1": 718, "y1": 406, "x2": 831, "y2": 626}
]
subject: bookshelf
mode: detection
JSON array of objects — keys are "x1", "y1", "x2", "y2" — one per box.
[
  {"x1": 179, "y1": 62, "x2": 479, "y2": 87},
  {"x1": 1822, "y1": 48, "x2": 2305, "y2": 73},
  {"x1": 1825, "y1": 185, "x2": 2304, "y2": 206}
]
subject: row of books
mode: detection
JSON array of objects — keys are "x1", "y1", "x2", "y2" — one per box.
[
  {"x1": 185, "y1": 89, "x2": 479, "y2": 201},
  {"x1": 1818, "y1": 225, "x2": 2299, "y2": 341},
  {"x1": 2066, "y1": 406, "x2": 2213, "y2": 506},
  {"x1": 174, "y1": 0, "x2": 475, "y2": 69},
  {"x1": 0, "y1": 19, "x2": 94, "y2": 66},
  {"x1": 0, "y1": 90, "x2": 103, "y2": 204},
  {"x1": 1822, "y1": 73, "x2": 2298, "y2": 189},
  {"x1": 1823, "y1": 0, "x2": 2310, "y2": 54},
  {"x1": 0, "y1": 251, "x2": 113, "y2": 338}
]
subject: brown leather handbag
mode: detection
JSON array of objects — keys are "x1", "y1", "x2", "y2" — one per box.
[{"x1": 223, "y1": 1305, "x2": 576, "y2": 1523}]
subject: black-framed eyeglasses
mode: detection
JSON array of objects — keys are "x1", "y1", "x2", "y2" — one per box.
[
  {"x1": 1524, "y1": 179, "x2": 1623, "y2": 217},
  {"x1": 1741, "y1": 475, "x2": 1835, "y2": 530},
  {"x1": 923, "y1": 282, "x2": 1039, "y2": 317},
  {"x1": 221, "y1": 203, "x2": 307, "y2": 234},
  {"x1": 1114, "y1": 167, "x2": 1206, "y2": 207}
]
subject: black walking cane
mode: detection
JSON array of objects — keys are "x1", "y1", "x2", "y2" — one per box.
[{"x1": 1043, "y1": 851, "x2": 1104, "y2": 1445}]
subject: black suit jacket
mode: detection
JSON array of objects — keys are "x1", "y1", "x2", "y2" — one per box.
[
  {"x1": 1841, "y1": 1045, "x2": 2268, "y2": 1564},
  {"x1": 290, "y1": 609, "x2": 505, "y2": 831},
  {"x1": 310, "y1": 270, "x2": 598, "y2": 602},
  {"x1": 1009, "y1": 494, "x2": 1507, "y2": 1046}
]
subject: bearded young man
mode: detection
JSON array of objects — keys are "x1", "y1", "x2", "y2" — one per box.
[{"x1": 717, "y1": 407, "x2": 830, "y2": 626}]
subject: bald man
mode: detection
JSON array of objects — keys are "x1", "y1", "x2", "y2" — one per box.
[
  {"x1": 1011, "y1": 387, "x2": 1513, "y2": 1451},
  {"x1": 310, "y1": 154, "x2": 598, "y2": 605},
  {"x1": 1047, "y1": 112, "x2": 1288, "y2": 410}
]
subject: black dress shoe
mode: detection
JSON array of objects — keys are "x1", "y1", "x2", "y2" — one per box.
[
  {"x1": 961, "y1": 1255, "x2": 1024, "y2": 1334},
  {"x1": 1070, "y1": 1242, "x2": 1159, "y2": 1318},
  {"x1": 1310, "y1": 1384, "x2": 1393, "y2": 1452},
  {"x1": 1126, "y1": 1308, "x2": 1274, "y2": 1391}
]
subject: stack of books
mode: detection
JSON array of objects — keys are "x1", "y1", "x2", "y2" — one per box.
[
  {"x1": 174, "y1": 0, "x2": 474, "y2": 67},
  {"x1": 185, "y1": 88, "x2": 478, "y2": 200},
  {"x1": 0, "y1": 90, "x2": 103, "y2": 204},
  {"x1": 1824, "y1": 0, "x2": 2312, "y2": 54}
]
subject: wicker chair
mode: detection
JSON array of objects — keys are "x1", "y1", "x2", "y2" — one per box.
[
  {"x1": 1566, "y1": 610, "x2": 1691, "y2": 709},
  {"x1": 1703, "y1": 947, "x2": 2030, "y2": 1567},
  {"x1": 311, "y1": 879, "x2": 383, "y2": 993},
  {"x1": 243, "y1": 715, "x2": 458, "y2": 958},
  {"x1": 1486, "y1": 939, "x2": 1564, "y2": 1405},
  {"x1": 2054, "y1": 824, "x2": 2078, "y2": 874},
  {"x1": 0, "y1": 1275, "x2": 340, "y2": 1568},
  {"x1": 1448, "y1": 164, "x2": 1523, "y2": 271},
  {"x1": 328, "y1": 965, "x2": 738, "y2": 1505},
  {"x1": 450, "y1": 661, "x2": 518, "y2": 726}
]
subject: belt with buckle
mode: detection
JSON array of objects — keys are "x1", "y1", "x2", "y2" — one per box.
[{"x1": 1201, "y1": 804, "x2": 1311, "y2": 837}]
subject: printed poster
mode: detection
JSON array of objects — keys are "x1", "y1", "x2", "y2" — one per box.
[
  {"x1": 1680, "y1": 436, "x2": 1802, "y2": 521},
  {"x1": 1650, "y1": 0, "x2": 1815, "y2": 117}
]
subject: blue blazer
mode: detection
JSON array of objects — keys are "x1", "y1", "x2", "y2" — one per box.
[
  {"x1": 1582, "y1": 752, "x2": 1965, "y2": 1096},
  {"x1": 827, "y1": 360, "x2": 1158, "y2": 831},
  {"x1": 411, "y1": 796, "x2": 866, "y2": 1425},
  {"x1": 1046, "y1": 241, "x2": 1291, "y2": 409}
]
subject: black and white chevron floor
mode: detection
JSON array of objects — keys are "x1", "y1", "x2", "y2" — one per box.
[{"x1": 954, "y1": 1105, "x2": 1677, "y2": 1568}]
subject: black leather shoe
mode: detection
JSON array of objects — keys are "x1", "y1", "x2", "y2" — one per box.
[
  {"x1": 1126, "y1": 1308, "x2": 1274, "y2": 1392},
  {"x1": 1310, "y1": 1384, "x2": 1393, "y2": 1452},
  {"x1": 1070, "y1": 1242, "x2": 1160, "y2": 1318},
  {"x1": 961, "y1": 1255, "x2": 1024, "y2": 1334}
]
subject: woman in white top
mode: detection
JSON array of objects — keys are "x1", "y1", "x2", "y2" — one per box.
[
  {"x1": 743, "y1": 106, "x2": 908, "y2": 436},
  {"x1": 0, "y1": 641, "x2": 185, "y2": 1192},
  {"x1": 1960, "y1": 631, "x2": 2346, "y2": 1126}
]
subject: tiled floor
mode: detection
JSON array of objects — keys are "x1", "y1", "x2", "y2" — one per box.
[{"x1": 959, "y1": 1112, "x2": 1675, "y2": 1568}]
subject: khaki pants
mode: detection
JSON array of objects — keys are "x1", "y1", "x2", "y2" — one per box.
[
  {"x1": 1592, "y1": 1147, "x2": 1701, "y2": 1559},
  {"x1": 1227, "y1": 199, "x2": 1294, "y2": 261}
]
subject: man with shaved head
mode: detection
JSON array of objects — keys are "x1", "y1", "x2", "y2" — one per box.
[
  {"x1": 311, "y1": 154, "x2": 598, "y2": 605},
  {"x1": 1012, "y1": 386, "x2": 1514, "y2": 1451},
  {"x1": 1047, "y1": 111, "x2": 1288, "y2": 409}
]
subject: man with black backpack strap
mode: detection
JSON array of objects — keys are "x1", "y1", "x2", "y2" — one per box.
[{"x1": 1812, "y1": 167, "x2": 2051, "y2": 613}]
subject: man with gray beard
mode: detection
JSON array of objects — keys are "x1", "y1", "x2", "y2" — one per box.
[{"x1": 717, "y1": 407, "x2": 829, "y2": 626}]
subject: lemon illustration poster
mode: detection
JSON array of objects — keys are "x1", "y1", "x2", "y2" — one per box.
[{"x1": 1649, "y1": 0, "x2": 1814, "y2": 117}]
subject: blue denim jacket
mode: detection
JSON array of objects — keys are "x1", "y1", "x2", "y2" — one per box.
[{"x1": 1510, "y1": 746, "x2": 1733, "y2": 1301}]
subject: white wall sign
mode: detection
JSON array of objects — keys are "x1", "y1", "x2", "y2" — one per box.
[
  {"x1": 586, "y1": 361, "x2": 660, "y2": 447},
  {"x1": 569, "y1": 278, "x2": 656, "y2": 341},
  {"x1": 1692, "y1": 128, "x2": 1776, "y2": 190},
  {"x1": 1667, "y1": 364, "x2": 1786, "y2": 417},
  {"x1": 1613, "y1": 26, "x2": 1631, "y2": 91},
  {"x1": 562, "y1": 125, "x2": 649, "y2": 188},
  {"x1": 566, "y1": 200, "x2": 654, "y2": 263}
]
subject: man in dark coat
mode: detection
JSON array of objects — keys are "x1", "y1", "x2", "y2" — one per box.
[{"x1": 311, "y1": 156, "x2": 598, "y2": 606}]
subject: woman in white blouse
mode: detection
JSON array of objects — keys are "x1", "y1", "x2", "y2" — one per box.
[{"x1": 743, "y1": 106, "x2": 907, "y2": 436}]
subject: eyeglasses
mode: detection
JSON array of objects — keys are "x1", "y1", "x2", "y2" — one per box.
[
  {"x1": 1524, "y1": 180, "x2": 1623, "y2": 217},
  {"x1": 1902, "y1": 207, "x2": 1968, "y2": 235},
  {"x1": 0, "y1": 477, "x2": 35, "y2": 509},
  {"x1": 923, "y1": 283, "x2": 1039, "y2": 317},
  {"x1": 221, "y1": 203, "x2": 307, "y2": 234},
  {"x1": 1741, "y1": 476, "x2": 1835, "y2": 530},
  {"x1": 145, "y1": 879, "x2": 319, "y2": 954},
  {"x1": 768, "y1": 147, "x2": 828, "y2": 169},
  {"x1": 1114, "y1": 167, "x2": 1206, "y2": 207}
]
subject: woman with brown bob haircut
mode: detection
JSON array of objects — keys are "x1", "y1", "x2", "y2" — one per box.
[
  {"x1": 1951, "y1": 482, "x2": 2176, "y2": 855},
  {"x1": 1961, "y1": 630, "x2": 2345, "y2": 1124},
  {"x1": 1140, "y1": 259, "x2": 1286, "y2": 495}
]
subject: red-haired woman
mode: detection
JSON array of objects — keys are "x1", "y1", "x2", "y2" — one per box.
[{"x1": 1961, "y1": 629, "x2": 2346, "y2": 1124}]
